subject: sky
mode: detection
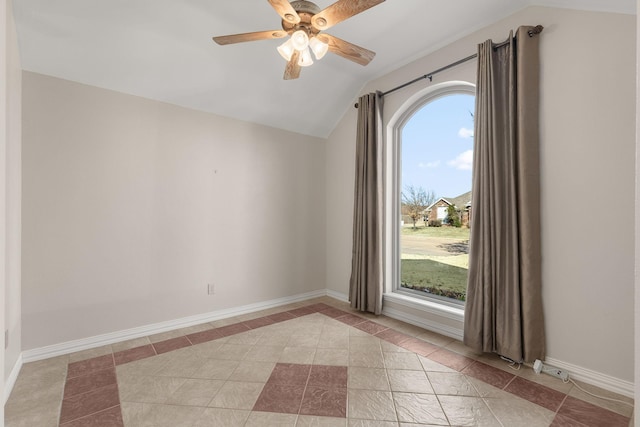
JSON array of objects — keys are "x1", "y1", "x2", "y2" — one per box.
[{"x1": 401, "y1": 93, "x2": 475, "y2": 200}]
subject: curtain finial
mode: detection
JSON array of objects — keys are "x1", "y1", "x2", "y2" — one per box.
[{"x1": 527, "y1": 25, "x2": 544, "y2": 37}]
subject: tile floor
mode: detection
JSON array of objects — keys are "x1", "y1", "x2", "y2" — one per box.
[{"x1": 4, "y1": 297, "x2": 635, "y2": 426}]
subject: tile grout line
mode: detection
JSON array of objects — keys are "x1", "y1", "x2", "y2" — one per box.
[
  {"x1": 501, "y1": 368, "x2": 517, "y2": 391},
  {"x1": 555, "y1": 393, "x2": 570, "y2": 415},
  {"x1": 298, "y1": 364, "x2": 312, "y2": 417},
  {"x1": 58, "y1": 403, "x2": 121, "y2": 427},
  {"x1": 388, "y1": 368, "x2": 401, "y2": 424},
  {"x1": 479, "y1": 394, "x2": 507, "y2": 427}
]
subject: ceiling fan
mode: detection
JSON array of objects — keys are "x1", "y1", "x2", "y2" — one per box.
[{"x1": 212, "y1": 0, "x2": 385, "y2": 80}]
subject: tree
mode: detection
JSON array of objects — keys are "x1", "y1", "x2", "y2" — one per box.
[
  {"x1": 445, "y1": 204, "x2": 462, "y2": 227},
  {"x1": 402, "y1": 185, "x2": 435, "y2": 229}
]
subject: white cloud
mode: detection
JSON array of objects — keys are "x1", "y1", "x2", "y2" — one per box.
[
  {"x1": 458, "y1": 127, "x2": 474, "y2": 139},
  {"x1": 418, "y1": 160, "x2": 440, "y2": 168},
  {"x1": 448, "y1": 150, "x2": 473, "y2": 170}
]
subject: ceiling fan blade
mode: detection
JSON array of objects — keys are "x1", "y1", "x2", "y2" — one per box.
[
  {"x1": 284, "y1": 50, "x2": 301, "y2": 80},
  {"x1": 312, "y1": 0, "x2": 385, "y2": 31},
  {"x1": 268, "y1": 0, "x2": 301, "y2": 24},
  {"x1": 317, "y1": 33, "x2": 375, "y2": 66},
  {"x1": 213, "y1": 30, "x2": 287, "y2": 45}
]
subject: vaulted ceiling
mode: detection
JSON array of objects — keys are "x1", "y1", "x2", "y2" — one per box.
[{"x1": 13, "y1": 0, "x2": 634, "y2": 137}]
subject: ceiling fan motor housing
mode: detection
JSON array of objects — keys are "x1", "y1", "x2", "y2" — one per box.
[
  {"x1": 282, "y1": 1, "x2": 323, "y2": 34},
  {"x1": 290, "y1": 1, "x2": 321, "y2": 15}
]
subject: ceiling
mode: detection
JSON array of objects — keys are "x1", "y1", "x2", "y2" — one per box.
[{"x1": 13, "y1": 0, "x2": 635, "y2": 138}]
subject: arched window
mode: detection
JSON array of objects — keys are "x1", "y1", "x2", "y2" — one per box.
[{"x1": 386, "y1": 82, "x2": 475, "y2": 307}]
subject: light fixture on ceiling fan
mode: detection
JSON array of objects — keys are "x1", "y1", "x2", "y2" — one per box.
[
  {"x1": 276, "y1": 28, "x2": 328, "y2": 67},
  {"x1": 212, "y1": 0, "x2": 385, "y2": 80}
]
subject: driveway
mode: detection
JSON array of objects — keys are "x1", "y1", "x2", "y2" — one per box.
[{"x1": 401, "y1": 235, "x2": 469, "y2": 257}]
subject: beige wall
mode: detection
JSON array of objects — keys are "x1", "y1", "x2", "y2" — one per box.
[
  {"x1": 635, "y1": 0, "x2": 639, "y2": 419},
  {"x1": 1, "y1": 0, "x2": 7, "y2": 405},
  {"x1": 4, "y1": 0, "x2": 21, "y2": 384},
  {"x1": 3, "y1": 0, "x2": 22, "y2": 397},
  {"x1": 21, "y1": 73, "x2": 326, "y2": 350},
  {"x1": 326, "y1": 6, "x2": 636, "y2": 384},
  {"x1": 325, "y1": 102, "x2": 357, "y2": 298}
]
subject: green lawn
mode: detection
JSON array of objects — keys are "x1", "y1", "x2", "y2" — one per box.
[
  {"x1": 401, "y1": 258, "x2": 468, "y2": 301},
  {"x1": 401, "y1": 224, "x2": 470, "y2": 239}
]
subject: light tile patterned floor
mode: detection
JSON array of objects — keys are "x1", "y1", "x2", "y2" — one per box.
[{"x1": 4, "y1": 297, "x2": 634, "y2": 426}]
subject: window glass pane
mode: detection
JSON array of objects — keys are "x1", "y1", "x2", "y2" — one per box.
[{"x1": 400, "y1": 94, "x2": 474, "y2": 302}]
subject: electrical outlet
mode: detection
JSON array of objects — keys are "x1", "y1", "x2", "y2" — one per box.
[{"x1": 207, "y1": 284, "x2": 215, "y2": 295}]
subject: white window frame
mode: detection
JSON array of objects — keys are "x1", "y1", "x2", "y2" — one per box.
[{"x1": 382, "y1": 81, "x2": 475, "y2": 337}]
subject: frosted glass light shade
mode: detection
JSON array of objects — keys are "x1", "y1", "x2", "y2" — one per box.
[
  {"x1": 309, "y1": 37, "x2": 328, "y2": 60},
  {"x1": 277, "y1": 38, "x2": 295, "y2": 61},
  {"x1": 291, "y1": 30, "x2": 309, "y2": 51},
  {"x1": 298, "y1": 47, "x2": 314, "y2": 67}
]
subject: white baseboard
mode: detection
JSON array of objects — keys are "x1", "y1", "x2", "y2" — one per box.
[
  {"x1": 545, "y1": 357, "x2": 634, "y2": 398},
  {"x1": 4, "y1": 352, "x2": 23, "y2": 405},
  {"x1": 21, "y1": 289, "x2": 327, "y2": 364},
  {"x1": 326, "y1": 289, "x2": 349, "y2": 302}
]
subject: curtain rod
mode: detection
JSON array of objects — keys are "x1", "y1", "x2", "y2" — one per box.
[{"x1": 354, "y1": 25, "x2": 544, "y2": 108}]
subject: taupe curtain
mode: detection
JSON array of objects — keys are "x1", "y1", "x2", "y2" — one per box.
[
  {"x1": 463, "y1": 26, "x2": 545, "y2": 363},
  {"x1": 349, "y1": 92, "x2": 383, "y2": 315}
]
